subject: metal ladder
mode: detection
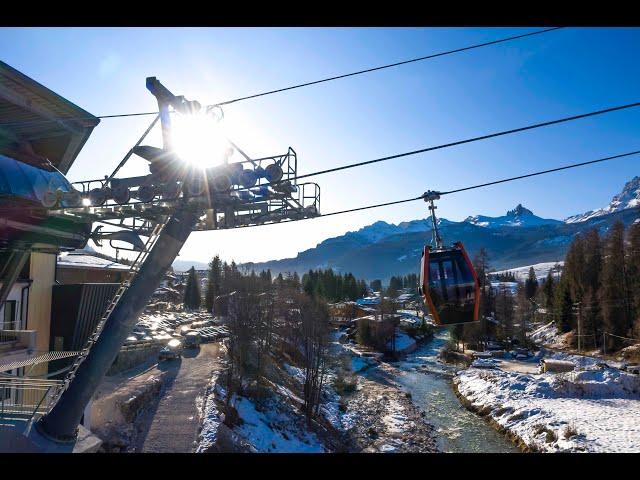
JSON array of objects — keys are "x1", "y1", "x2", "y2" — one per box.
[{"x1": 46, "y1": 218, "x2": 169, "y2": 409}]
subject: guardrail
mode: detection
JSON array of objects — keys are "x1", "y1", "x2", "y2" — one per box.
[{"x1": 0, "y1": 377, "x2": 64, "y2": 420}]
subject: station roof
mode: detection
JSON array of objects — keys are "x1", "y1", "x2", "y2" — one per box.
[
  {"x1": 0, "y1": 60, "x2": 99, "y2": 174},
  {"x1": 57, "y1": 250, "x2": 130, "y2": 271}
]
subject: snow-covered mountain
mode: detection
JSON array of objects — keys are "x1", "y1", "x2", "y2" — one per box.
[
  {"x1": 330, "y1": 218, "x2": 447, "y2": 244},
  {"x1": 464, "y1": 204, "x2": 562, "y2": 228},
  {"x1": 565, "y1": 176, "x2": 640, "y2": 224},
  {"x1": 239, "y1": 177, "x2": 640, "y2": 281}
]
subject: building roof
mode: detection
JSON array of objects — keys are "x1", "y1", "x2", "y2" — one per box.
[
  {"x1": 0, "y1": 60, "x2": 99, "y2": 174},
  {"x1": 57, "y1": 251, "x2": 130, "y2": 271}
]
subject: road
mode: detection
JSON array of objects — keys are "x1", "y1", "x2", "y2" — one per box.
[{"x1": 135, "y1": 342, "x2": 224, "y2": 453}]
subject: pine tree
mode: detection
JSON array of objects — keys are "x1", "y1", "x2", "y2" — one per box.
[
  {"x1": 564, "y1": 234, "x2": 586, "y2": 305},
  {"x1": 628, "y1": 222, "x2": 640, "y2": 338},
  {"x1": 183, "y1": 266, "x2": 202, "y2": 310},
  {"x1": 524, "y1": 266, "x2": 538, "y2": 299},
  {"x1": 473, "y1": 247, "x2": 493, "y2": 342},
  {"x1": 205, "y1": 255, "x2": 222, "y2": 312},
  {"x1": 554, "y1": 275, "x2": 573, "y2": 333},
  {"x1": 582, "y1": 229, "x2": 603, "y2": 343},
  {"x1": 543, "y1": 271, "x2": 555, "y2": 313},
  {"x1": 601, "y1": 221, "x2": 630, "y2": 350}
]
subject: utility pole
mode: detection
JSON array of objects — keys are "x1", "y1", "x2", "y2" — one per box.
[{"x1": 575, "y1": 302, "x2": 582, "y2": 355}]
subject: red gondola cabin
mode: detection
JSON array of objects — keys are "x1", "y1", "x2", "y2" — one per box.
[{"x1": 419, "y1": 242, "x2": 480, "y2": 326}]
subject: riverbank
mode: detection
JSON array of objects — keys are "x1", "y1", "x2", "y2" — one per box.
[{"x1": 454, "y1": 364, "x2": 640, "y2": 452}]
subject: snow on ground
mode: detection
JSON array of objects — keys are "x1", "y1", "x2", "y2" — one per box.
[
  {"x1": 233, "y1": 395, "x2": 325, "y2": 453},
  {"x1": 196, "y1": 383, "x2": 225, "y2": 453},
  {"x1": 387, "y1": 331, "x2": 417, "y2": 353},
  {"x1": 283, "y1": 363, "x2": 306, "y2": 384},
  {"x1": 381, "y1": 397, "x2": 411, "y2": 434},
  {"x1": 455, "y1": 366, "x2": 640, "y2": 452},
  {"x1": 530, "y1": 321, "x2": 570, "y2": 348}
]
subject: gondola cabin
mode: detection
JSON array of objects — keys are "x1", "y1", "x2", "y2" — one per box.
[{"x1": 419, "y1": 242, "x2": 480, "y2": 326}]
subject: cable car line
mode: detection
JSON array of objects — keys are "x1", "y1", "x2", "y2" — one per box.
[
  {"x1": 0, "y1": 27, "x2": 562, "y2": 129},
  {"x1": 439, "y1": 150, "x2": 640, "y2": 196},
  {"x1": 208, "y1": 27, "x2": 563, "y2": 107},
  {"x1": 219, "y1": 101, "x2": 640, "y2": 200},
  {"x1": 289, "y1": 101, "x2": 640, "y2": 183},
  {"x1": 227, "y1": 149, "x2": 640, "y2": 229}
]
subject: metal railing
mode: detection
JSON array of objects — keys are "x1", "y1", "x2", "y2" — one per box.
[
  {"x1": 0, "y1": 329, "x2": 36, "y2": 350},
  {"x1": 0, "y1": 377, "x2": 64, "y2": 421},
  {"x1": 0, "y1": 329, "x2": 18, "y2": 344}
]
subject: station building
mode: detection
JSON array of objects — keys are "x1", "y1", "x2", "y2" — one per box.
[{"x1": 0, "y1": 60, "x2": 100, "y2": 404}]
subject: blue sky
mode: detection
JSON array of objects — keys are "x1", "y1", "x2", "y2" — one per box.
[{"x1": 2, "y1": 27, "x2": 639, "y2": 264}]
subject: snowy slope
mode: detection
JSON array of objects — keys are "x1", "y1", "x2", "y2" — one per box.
[
  {"x1": 465, "y1": 204, "x2": 562, "y2": 228},
  {"x1": 491, "y1": 261, "x2": 564, "y2": 282},
  {"x1": 565, "y1": 176, "x2": 640, "y2": 223}
]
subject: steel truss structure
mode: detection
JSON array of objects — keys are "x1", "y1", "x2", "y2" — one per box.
[{"x1": 43, "y1": 78, "x2": 320, "y2": 255}]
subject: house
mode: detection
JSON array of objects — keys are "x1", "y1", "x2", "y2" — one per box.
[
  {"x1": 328, "y1": 301, "x2": 374, "y2": 324},
  {"x1": 355, "y1": 314, "x2": 401, "y2": 351}
]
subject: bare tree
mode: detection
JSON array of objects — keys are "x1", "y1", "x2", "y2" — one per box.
[{"x1": 297, "y1": 293, "x2": 330, "y2": 423}]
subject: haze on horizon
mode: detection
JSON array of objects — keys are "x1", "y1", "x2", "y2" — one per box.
[{"x1": 2, "y1": 27, "x2": 639, "y2": 265}]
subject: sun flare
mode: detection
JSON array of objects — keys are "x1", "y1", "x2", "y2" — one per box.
[{"x1": 171, "y1": 112, "x2": 233, "y2": 169}]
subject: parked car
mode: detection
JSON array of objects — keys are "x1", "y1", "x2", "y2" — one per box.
[
  {"x1": 180, "y1": 325, "x2": 193, "y2": 336},
  {"x1": 124, "y1": 336, "x2": 139, "y2": 345},
  {"x1": 184, "y1": 331, "x2": 201, "y2": 348},
  {"x1": 473, "y1": 351, "x2": 492, "y2": 359},
  {"x1": 621, "y1": 363, "x2": 640, "y2": 374},
  {"x1": 471, "y1": 358, "x2": 498, "y2": 369},
  {"x1": 159, "y1": 339, "x2": 183, "y2": 361}
]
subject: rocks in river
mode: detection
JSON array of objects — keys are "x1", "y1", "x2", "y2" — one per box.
[{"x1": 340, "y1": 365, "x2": 438, "y2": 453}]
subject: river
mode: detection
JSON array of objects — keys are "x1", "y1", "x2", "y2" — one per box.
[{"x1": 364, "y1": 329, "x2": 519, "y2": 453}]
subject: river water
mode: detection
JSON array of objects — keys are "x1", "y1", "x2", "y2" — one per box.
[{"x1": 368, "y1": 330, "x2": 519, "y2": 453}]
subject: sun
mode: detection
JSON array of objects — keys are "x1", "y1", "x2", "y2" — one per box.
[{"x1": 171, "y1": 111, "x2": 233, "y2": 169}]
